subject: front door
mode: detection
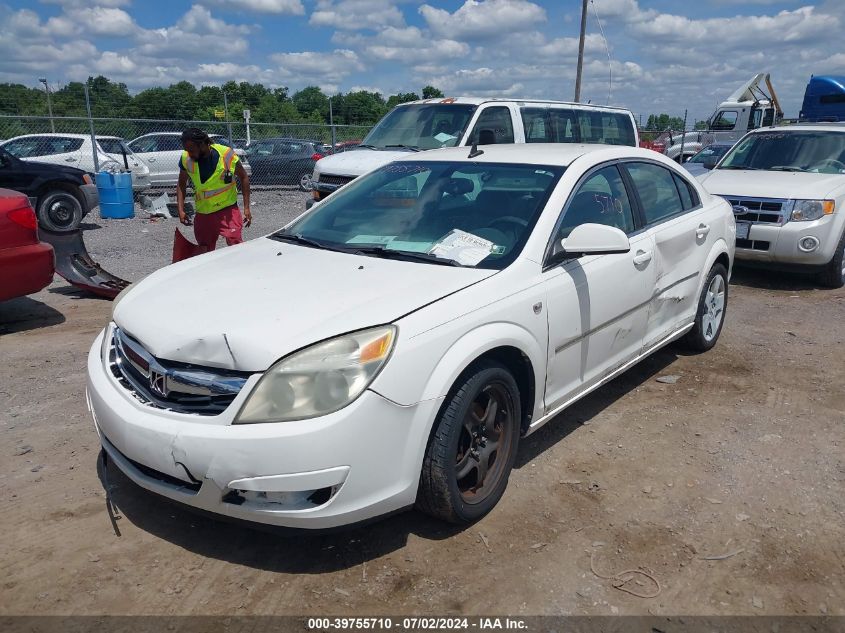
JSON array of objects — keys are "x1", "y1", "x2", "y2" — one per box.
[{"x1": 543, "y1": 164, "x2": 656, "y2": 410}]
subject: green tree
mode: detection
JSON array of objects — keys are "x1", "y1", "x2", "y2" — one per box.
[
  {"x1": 292, "y1": 86, "x2": 329, "y2": 121},
  {"x1": 422, "y1": 85, "x2": 444, "y2": 99},
  {"x1": 386, "y1": 92, "x2": 420, "y2": 109},
  {"x1": 645, "y1": 113, "x2": 686, "y2": 131},
  {"x1": 341, "y1": 90, "x2": 386, "y2": 125}
]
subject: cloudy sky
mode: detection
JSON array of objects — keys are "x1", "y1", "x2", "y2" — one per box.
[{"x1": 1, "y1": 0, "x2": 843, "y2": 122}]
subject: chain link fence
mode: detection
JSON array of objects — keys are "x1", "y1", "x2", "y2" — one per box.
[{"x1": 0, "y1": 114, "x2": 372, "y2": 192}]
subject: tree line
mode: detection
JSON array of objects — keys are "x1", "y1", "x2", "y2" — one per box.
[{"x1": 0, "y1": 76, "x2": 444, "y2": 126}]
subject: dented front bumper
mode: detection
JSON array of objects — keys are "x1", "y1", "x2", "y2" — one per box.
[{"x1": 86, "y1": 329, "x2": 441, "y2": 529}]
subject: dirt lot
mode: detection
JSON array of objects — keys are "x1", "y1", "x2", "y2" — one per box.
[{"x1": 1, "y1": 246, "x2": 843, "y2": 616}]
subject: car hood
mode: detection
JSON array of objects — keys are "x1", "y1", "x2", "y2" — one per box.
[
  {"x1": 19, "y1": 159, "x2": 87, "y2": 179},
  {"x1": 316, "y1": 149, "x2": 410, "y2": 178},
  {"x1": 698, "y1": 169, "x2": 845, "y2": 199},
  {"x1": 113, "y1": 236, "x2": 495, "y2": 372}
]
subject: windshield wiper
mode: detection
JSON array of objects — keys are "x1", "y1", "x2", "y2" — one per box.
[
  {"x1": 717, "y1": 165, "x2": 762, "y2": 170},
  {"x1": 384, "y1": 144, "x2": 420, "y2": 152},
  {"x1": 269, "y1": 232, "x2": 358, "y2": 253},
  {"x1": 356, "y1": 144, "x2": 379, "y2": 150},
  {"x1": 769, "y1": 166, "x2": 805, "y2": 172},
  {"x1": 353, "y1": 246, "x2": 464, "y2": 267}
]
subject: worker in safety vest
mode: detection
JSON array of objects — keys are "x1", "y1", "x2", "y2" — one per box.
[{"x1": 176, "y1": 128, "x2": 251, "y2": 251}]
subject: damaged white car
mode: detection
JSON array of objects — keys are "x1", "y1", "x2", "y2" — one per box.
[{"x1": 87, "y1": 144, "x2": 734, "y2": 529}]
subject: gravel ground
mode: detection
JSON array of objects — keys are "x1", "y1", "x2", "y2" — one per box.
[
  {"x1": 84, "y1": 189, "x2": 310, "y2": 281},
  {"x1": 1, "y1": 211, "x2": 844, "y2": 617}
]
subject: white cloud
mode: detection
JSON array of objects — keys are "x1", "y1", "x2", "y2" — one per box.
[
  {"x1": 270, "y1": 49, "x2": 366, "y2": 83},
  {"x1": 202, "y1": 0, "x2": 305, "y2": 14},
  {"x1": 334, "y1": 26, "x2": 470, "y2": 63},
  {"x1": 175, "y1": 5, "x2": 251, "y2": 36},
  {"x1": 71, "y1": 7, "x2": 138, "y2": 37},
  {"x1": 40, "y1": 0, "x2": 131, "y2": 7},
  {"x1": 419, "y1": 0, "x2": 546, "y2": 40},
  {"x1": 310, "y1": 0, "x2": 405, "y2": 31}
]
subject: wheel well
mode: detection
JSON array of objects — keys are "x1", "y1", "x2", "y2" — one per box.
[
  {"x1": 35, "y1": 181, "x2": 83, "y2": 207},
  {"x1": 465, "y1": 346, "x2": 536, "y2": 434},
  {"x1": 714, "y1": 251, "x2": 730, "y2": 272}
]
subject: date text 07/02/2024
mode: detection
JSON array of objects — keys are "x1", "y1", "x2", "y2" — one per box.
[{"x1": 306, "y1": 617, "x2": 528, "y2": 630}]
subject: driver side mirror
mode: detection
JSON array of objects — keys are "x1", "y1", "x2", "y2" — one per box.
[
  {"x1": 560, "y1": 223, "x2": 631, "y2": 258},
  {"x1": 703, "y1": 160, "x2": 718, "y2": 170}
]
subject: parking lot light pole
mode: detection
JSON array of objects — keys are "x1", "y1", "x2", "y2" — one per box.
[
  {"x1": 574, "y1": 0, "x2": 588, "y2": 102},
  {"x1": 38, "y1": 77, "x2": 55, "y2": 133}
]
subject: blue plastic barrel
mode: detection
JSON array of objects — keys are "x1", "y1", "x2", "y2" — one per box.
[{"x1": 97, "y1": 171, "x2": 134, "y2": 219}]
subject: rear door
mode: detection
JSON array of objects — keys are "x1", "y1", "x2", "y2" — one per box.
[
  {"x1": 7, "y1": 136, "x2": 84, "y2": 168},
  {"x1": 621, "y1": 161, "x2": 714, "y2": 348},
  {"x1": 129, "y1": 135, "x2": 181, "y2": 186},
  {"x1": 464, "y1": 105, "x2": 517, "y2": 145}
]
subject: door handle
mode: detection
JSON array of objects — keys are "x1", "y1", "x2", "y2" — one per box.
[
  {"x1": 696, "y1": 223, "x2": 711, "y2": 239},
  {"x1": 65, "y1": 157, "x2": 77, "y2": 162},
  {"x1": 147, "y1": 158, "x2": 156, "y2": 162},
  {"x1": 632, "y1": 249, "x2": 652, "y2": 266}
]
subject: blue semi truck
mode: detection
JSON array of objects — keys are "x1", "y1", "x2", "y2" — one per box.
[{"x1": 799, "y1": 75, "x2": 845, "y2": 122}]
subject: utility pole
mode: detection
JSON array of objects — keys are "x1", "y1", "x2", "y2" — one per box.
[
  {"x1": 574, "y1": 0, "x2": 588, "y2": 102},
  {"x1": 83, "y1": 83, "x2": 99, "y2": 172},
  {"x1": 39, "y1": 77, "x2": 55, "y2": 132},
  {"x1": 329, "y1": 96, "x2": 336, "y2": 148},
  {"x1": 223, "y1": 92, "x2": 234, "y2": 145}
]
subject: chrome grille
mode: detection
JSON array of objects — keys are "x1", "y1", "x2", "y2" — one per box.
[
  {"x1": 319, "y1": 174, "x2": 356, "y2": 187},
  {"x1": 725, "y1": 197, "x2": 789, "y2": 225},
  {"x1": 109, "y1": 327, "x2": 252, "y2": 415}
]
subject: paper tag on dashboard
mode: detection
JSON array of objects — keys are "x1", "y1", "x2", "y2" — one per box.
[{"x1": 429, "y1": 229, "x2": 494, "y2": 265}]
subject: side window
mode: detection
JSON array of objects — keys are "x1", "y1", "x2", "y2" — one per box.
[
  {"x1": 470, "y1": 106, "x2": 515, "y2": 145},
  {"x1": 625, "y1": 162, "x2": 685, "y2": 224},
  {"x1": 160, "y1": 136, "x2": 182, "y2": 151},
  {"x1": 550, "y1": 109, "x2": 579, "y2": 142},
  {"x1": 3, "y1": 139, "x2": 38, "y2": 158},
  {"x1": 672, "y1": 172, "x2": 700, "y2": 210},
  {"x1": 555, "y1": 165, "x2": 635, "y2": 241},
  {"x1": 711, "y1": 111, "x2": 738, "y2": 130},
  {"x1": 521, "y1": 107, "x2": 550, "y2": 143},
  {"x1": 131, "y1": 137, "x2": 158, "y2": 153}
]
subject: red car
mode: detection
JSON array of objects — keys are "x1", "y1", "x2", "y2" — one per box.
[{"x1": 0, "y1": 189, "x2": 54, "y2": 302}]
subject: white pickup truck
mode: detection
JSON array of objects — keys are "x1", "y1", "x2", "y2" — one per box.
[
  {"x1": 308, "y1": 97, "x2": 639, "y2": 208},
  {"x1": 697, "y1": 122, "x2": 845, "y2": 287}
]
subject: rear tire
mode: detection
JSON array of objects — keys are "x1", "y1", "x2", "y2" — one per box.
[
  {"x1": 37, "y1": 187, "x2": 84, "y2": 232},
  {"x1": 818, "y1": 229, "x2": 845, "y2": 289},
  {"x1": 681, "y1": 263, "x2": 728, "y2": 352},
  {"x1": 416, "y1": 361, "x2": 521, "y2": 524}
]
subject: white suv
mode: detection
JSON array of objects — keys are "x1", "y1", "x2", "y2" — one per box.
[
  {"x1": 698, "y1": 123, "x2": 845, "y2": 287},
  {"x1": 309, "y1": 97, "x2": 639, "y2": 208},
  {"x1": 87, "y1": 144, "x2": 733, "y2": 529},
  {"x1": 1, "y1": 134, "x2": 151, "y2": 192}
]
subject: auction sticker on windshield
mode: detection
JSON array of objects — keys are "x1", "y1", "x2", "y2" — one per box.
[{"x1": 429, "y1": 229, "x2": 494, "y2": 265}]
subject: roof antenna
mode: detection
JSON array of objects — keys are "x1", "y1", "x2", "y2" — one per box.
[{"x1": 468, "y1": 140, "x2": 484, "y2": 159}]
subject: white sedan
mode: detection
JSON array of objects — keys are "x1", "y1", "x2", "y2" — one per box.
[{"x1": 86, "y1": 144, "x2": 734, "y2": 529}]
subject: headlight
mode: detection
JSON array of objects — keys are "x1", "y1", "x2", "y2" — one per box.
[
  {"x1": 791, "y1": 199, "x2": 834, "y2": 221},
  {"x1": 235, "y1": 326, "x2": 396, "y2": 424}
]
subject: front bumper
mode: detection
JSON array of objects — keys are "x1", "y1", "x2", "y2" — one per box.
[
  {"x1": 78, "y1": 184, "x2": 99, "y2": 215},
  {"x1": 86, "y1": 329, "x2": 442, "y2": 529},
  {"x1": 736, "y1": 214, "x2": 843, "y2": 267}
]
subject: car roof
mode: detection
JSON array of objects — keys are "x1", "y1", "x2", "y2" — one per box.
[
  {"x1": 4, "y1": 133, "x2": 120, "y2": 140},
  {"x1": 395, "y1": 143, "x2": 662, "y2": 167},
  {"x1": 756, "y1": 123, "x2": 845, "y2": 133},
  {"x1": 398, "y1": 97, "x2": 633, "y2": 115}
]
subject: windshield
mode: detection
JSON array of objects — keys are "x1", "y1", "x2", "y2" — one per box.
[
  {"x1": 688, "y1": 145, "x2": 730, "y2": 164},
  {"x1": 362, "y1": 104, "x2": 477, "y2": 151},
  {"x1": 720, "y1": 131, "x2": 845, "y2": 173},
  {"x1": 279, "y1": 160, "x2": 564, "y2": 269}
]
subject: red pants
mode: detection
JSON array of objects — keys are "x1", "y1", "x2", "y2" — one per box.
[{"x1": 194, "y1": 205, "x2": 243, "y2": 252}]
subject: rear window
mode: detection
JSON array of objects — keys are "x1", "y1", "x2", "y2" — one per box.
[{"x1": 521, "y1": 108, "x2": 635, "y2": 146}]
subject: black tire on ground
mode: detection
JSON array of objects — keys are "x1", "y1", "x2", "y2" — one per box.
[
  {"x1": 416, "y1": 360, "x2": 521, "y2": 524},
  {"x1": 36, "y1": 186, "x2": 84, "y2": 232},
  {"x1": 680, "y1": 263, "x2": 729, "y2": 353},
  {"x1": 298, "y1": 173, "x2": 313, "y2": 192},
  {"x1": 818, "y1": 229, "x2": 845, "y2": 289}
]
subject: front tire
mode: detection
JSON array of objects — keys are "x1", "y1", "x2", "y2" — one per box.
[
  {"x1": 681, "y1": 263, "x2": 728, "y2": 352},
  {"x1": 818, "y1": 229, "x2": 845, "y2": 289},
  {"x1": 416, "y1": 361, "x2": 521, "y2": 524},
  {"x1": 298, "y1": 173, "x2": 313, "y2": 192},
  {"x1": 37, "y1": 187, "x2": 84, "y2": 232}
]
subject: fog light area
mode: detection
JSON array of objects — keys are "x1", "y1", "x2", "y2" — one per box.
[{"x1": 222, "y1": 485, "x2": 338, "y2": 510}]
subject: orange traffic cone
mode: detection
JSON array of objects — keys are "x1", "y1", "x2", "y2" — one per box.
[{"x1": 172, "y1": 228, "x2": 203, "y2": 263}]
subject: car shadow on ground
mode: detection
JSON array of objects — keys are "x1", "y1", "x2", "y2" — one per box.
[
  {"x1": 0, "y1": 296, "x2": 66, "y2": 334},
  {"x1": 96, "y1": 345, "x2": 685, "y2": 574},
  {"x1": 48, "y1": 284, "x2": 114, "y2": 301},
  {"x1": 729, "y1": 265, "x2": 824, "y2": 292},
  {"x1": 515, "y1": 345, "x2": 680, "y2": 469}
]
